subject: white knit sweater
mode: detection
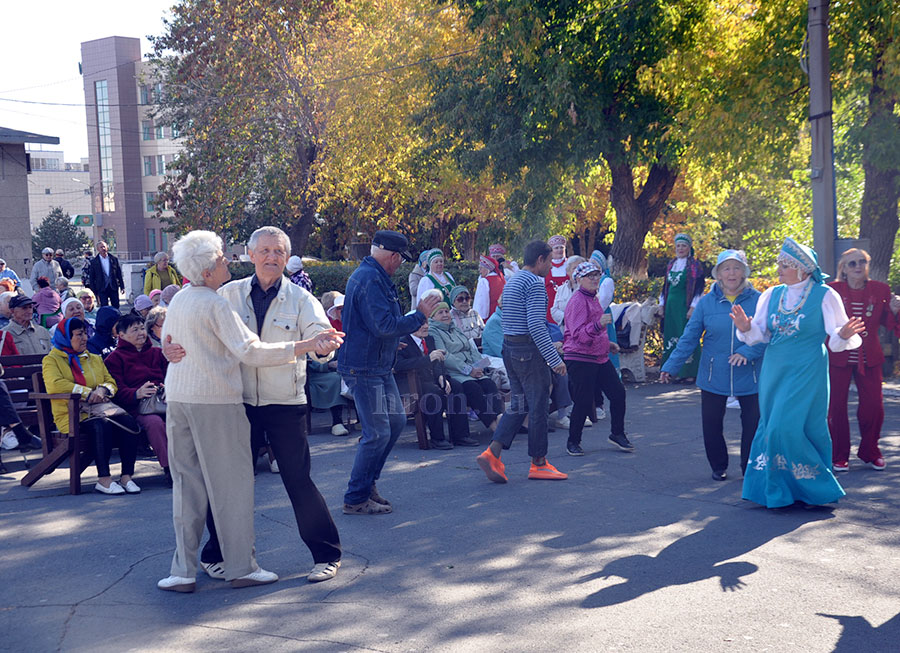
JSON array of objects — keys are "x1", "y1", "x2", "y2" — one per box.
[{"x1": 162, "y1": 285, "x2": 296, "y2": 404}]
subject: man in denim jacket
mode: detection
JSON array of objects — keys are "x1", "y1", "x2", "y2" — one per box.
[{"x1": 338, "y1": 230, "x2": 440, "y2": 514}]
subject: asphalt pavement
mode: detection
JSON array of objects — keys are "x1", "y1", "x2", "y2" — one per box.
[{"x1": 1, "y1": 382, "x2": 898, "y2": 652}]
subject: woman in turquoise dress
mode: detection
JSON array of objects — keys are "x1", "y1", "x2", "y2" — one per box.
[
  {"x1": 731, "y1": 238, "x2": 864, "y2": 508},
  {"x1": 658, "y1": 233, "x2": 705, "y2": 382}
]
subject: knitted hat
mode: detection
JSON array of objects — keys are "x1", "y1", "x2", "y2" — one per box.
[
  {"x1": 449, "y1": 286, "x2": 470, "y2": 303},
  {"x1": 134, "y1": 295, "x2": 153, "y2": 311},
  {"x1": 430, "y1": 301, "x2": 449, "y2": 318}
]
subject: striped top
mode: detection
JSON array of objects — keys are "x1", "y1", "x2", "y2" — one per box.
[{"x1": 500, "y1": 269, "x2": 563, "y2": 367}]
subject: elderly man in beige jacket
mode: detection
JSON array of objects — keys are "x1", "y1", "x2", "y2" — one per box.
[{"x1": 157, "y1": 230, "x2": 342, "y2": 593}]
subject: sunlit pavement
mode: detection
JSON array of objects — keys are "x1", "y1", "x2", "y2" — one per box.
[{"x1": 2, "y1": 383, "x2": 898, "y2": 652}]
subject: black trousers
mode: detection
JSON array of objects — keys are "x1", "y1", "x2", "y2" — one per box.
[
  {"x1": 96, "y1": 284, "x2": 120, "y2": 308},
  {"x1": 80, "y1": 416, "x2": 138, "y2": 478},
  {"x1": 419, "y1": 380, "x2": 470, "y2": 443},
  {"x1": 566, "y1": 359, "x2": 626, "y2": 445},
  {"x1": 460, "y1": 377, "x2": 500, "y2": 428},
  {"x1": 203, "y1": 403, "x2": 341, "y2": 565},
  {"x1": 0, "y1": 380, "x2": 19, "y2": 427},
  {"x1": 700, "y1": 390, "x2": 759, "y2": 475}
]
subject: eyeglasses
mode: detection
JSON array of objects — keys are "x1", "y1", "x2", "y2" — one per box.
[
  {"x1": 455, "y1": 295, "x2": 470, "y2": 302},
  {"x1": 846, "y1": 259, "x2": 868, "y2": 268}
]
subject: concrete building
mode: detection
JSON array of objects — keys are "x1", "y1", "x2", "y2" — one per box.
[
  {"x1": 25, "y1": 148, "x2": 92, "y2": 232},
  {"x1": 0, "y1": 127, "x2": 60, "y2": 277},
  {"x1": 80, "y1": 36, "x2": 178, "y2": 258}
]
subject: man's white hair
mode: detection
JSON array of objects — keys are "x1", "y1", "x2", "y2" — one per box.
[
  {"x1": 0, "y1": 291, "x2": 14, "y2": 313},
  {"x1": 248, "y1": 226, "x2": 291, "y2": 257},
  {"x1": 172, "y1": 231, "x2": 223, "y2": 286}
]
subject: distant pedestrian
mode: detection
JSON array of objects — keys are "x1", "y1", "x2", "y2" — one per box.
[
  {"x1": 31, "y1": 247, "x2": 63, "y2": 286},
  {"x1": 337, "y1": 230, "x2": 440, "y2": 514},
  {"x1": 476, "y1": 239, "x2": 569, "y2": 483},
  {"x1": 87, "y1": 241, "x2": 125, "y2": 308},
  {"x1": 0, "y1": 259, "x2": 21, "y2": 289},
  {"x1": 658, "y1": 233, "x2": 705, "y2": 383},
  {"x1": 54, "y1": 250, "x2": 75, "y2": 279}
]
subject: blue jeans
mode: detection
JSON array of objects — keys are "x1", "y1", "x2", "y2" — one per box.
[
  {"x1": 343, "y1": 373, "x2": 407, "y2": 505},
  {"x1": 491, "y1": 338, "x2": 552, "y2": 459}
]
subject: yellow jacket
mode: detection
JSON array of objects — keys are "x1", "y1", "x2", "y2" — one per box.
[
  {"x1": 143, "y1": 264, "x2": 182, "y2": 295},
  {"x1": 42, "y1": 348, "x2": 117, "y2": 433}
]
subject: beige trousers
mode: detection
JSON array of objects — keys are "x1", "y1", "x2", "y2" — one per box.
[{"x1": 167, "y1": 402, "x2": 258, "y2": 580}]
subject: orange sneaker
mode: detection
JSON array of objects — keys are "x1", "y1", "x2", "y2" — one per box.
[
  {"x1": 528, "y1": 461, "x2": 568, "y2": 480},
  {"x1": 476, "y1": 448, "x2": 508, "y2": 483}
]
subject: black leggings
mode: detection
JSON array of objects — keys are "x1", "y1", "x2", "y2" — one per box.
[
  {"x1": 700, "y1": 390, "x2": 759, "y2": 475},
  {"x1": 460, "y1": 377, "x2": 500, "y2": 428},
  {"x1": 80, "y1": 416, "x2": 138, "y2": 478},
  {"x1": 566, "y1": 359, "x2": 626, "y2": 445}
]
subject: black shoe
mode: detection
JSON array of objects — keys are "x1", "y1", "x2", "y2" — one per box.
[
  {"x1": 609, "y1": 433, "x2": 634, "y2": 452},
  {"x1": 711, "y1": 470, "x2": 727, "y2": 481},
  {"x1": 18, "y1": 434, "x2": 42, "y2": 452},
  {"x1": 452, "y1": 437, "x2": 480, "y2": 447},
  {"x1": 163, "y1": 466, "x2": 173, "y2": 488},
  {"x1": 430, "y1": 439, "x2": 453, "y2": 450},
  {"x1": 566, "y1": 441, "x2": 584, "y2": 456}
]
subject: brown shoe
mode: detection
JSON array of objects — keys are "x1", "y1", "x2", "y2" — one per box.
[
  {"x1": 343, "y1": 499, "x2": 392, "y2": 515},
  {"x1": 370, "y1": 482, "x2": 391, "y2": 506}
]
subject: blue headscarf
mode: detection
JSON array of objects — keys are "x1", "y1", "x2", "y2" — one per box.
[
  {"x1": 51, "y1": 317, "x2": 87, "y2": 383},
  {"x1": 590, "y1": 250, "x2": 610, "y2": 275}
]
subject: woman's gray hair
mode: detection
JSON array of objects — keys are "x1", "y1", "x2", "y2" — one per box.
[
  {"x1": 145, "y1": 306, "x2": 166, "y2": 331},
  {"x1": 172, "y1": 230, "x2": 223, "y2": 286},
  {"x1": 154, "y1": 251, "x2": 169, "y2": 264},
  {"x1": 248, "y1": 226, "x2": 291, "y2": 257}
]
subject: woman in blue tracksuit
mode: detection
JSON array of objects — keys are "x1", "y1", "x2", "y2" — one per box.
[{"x1": 661, "y1": 250, "x2": 766, "y2": 481}]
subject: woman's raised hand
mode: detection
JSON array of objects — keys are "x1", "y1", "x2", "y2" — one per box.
[
  {"x1": 839, "y1": 316, "x2": 865, "y2": 340},
  {"x1": 730, "y1": 305, "x2": 751, "y2": 333}
]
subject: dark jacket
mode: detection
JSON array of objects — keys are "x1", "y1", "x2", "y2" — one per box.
[
  {"x1": 88, "y1": 253, "x2": 124, "y2": 292},
  {"x1": 394, "y1": 334, "x2": 443, "y2": 394},
  {"x1": 104, "y1": 338, "x2": 168, "y2": 413},
  {"x1": 661, "y1": 282, "x2": 766, "y2": 396},
  {"x1": 337, "y1": 256, "x2": 426, "y2": 376},
  {"x1": 87, "y1": 306, "x2": 120, "y2": 358},
  {"x1": 55, "y1": 256, "x2": 75, "y2": 279}
]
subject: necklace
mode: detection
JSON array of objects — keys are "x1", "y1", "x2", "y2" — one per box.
[{"x1": 777, "y1": 280, "x2": 813, "y2": 315}]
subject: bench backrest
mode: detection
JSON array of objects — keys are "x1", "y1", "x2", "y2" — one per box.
[{"x1": 0, "y1": 354, "x2": 45, "y2": 430}]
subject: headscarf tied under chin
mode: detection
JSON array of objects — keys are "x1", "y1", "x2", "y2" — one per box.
[{"x1": 52, "y1": 317, "x2": 87, "y2": 385}]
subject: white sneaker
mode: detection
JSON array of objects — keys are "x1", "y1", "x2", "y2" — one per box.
[
  {"x1": 331, "y1": 423, "x2": 349, "y2": 436},
  {"x1": 200, "y1": 561, "x2": 226, "y2": 580},
  {"x1": 157, "y1": 575, "x2": 196, "y2": 592},
  {"x1": 550, "y1": 416, "x2": 570, "y2": 429},
  {"x1": 596, "y1": 408, "x2": 607, "y2": 420},
  {"x1": 0, "y1": 430, "x2": 19, "y2": 450},
  {"x1": 231, "y1": 568, "x2": 278, "y2": 588},
  {"x1": 95, "y1": 481, "x2": 126, "y2": 495},
  {"x1": 584, "y1": 417, "x2": 593, "y2": 428},
  {"x1": 307, "y1": 560, "x2": 341, "y2": 583},
  {"x1": 726, "y1": 396, "x2": 740, "y2": 409},
  {"x1": 268, "y1": 459, "x2": 280, "y2": 474}
]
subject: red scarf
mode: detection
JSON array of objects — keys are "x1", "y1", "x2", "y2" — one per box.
[{"x1": 52, "y1": 317, "x2": 87, "y2": 385}]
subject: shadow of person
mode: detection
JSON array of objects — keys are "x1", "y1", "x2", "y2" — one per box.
[
  {"x1": 578, "y1": 507, "x2": 834, "y2": 609},
  {"x1": 818, "y1": 611, "x2": 900, "y2": 652}
]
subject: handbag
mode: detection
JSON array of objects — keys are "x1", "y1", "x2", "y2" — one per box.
[
  {"x1": 138, "y1": 387, "x2": 167, "y2": 416},
  {"x1": 84, "y1": 401, "x2": 142, "y2": 434}
]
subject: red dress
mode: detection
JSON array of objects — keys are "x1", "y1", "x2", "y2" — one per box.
[
  {"x1": 544, "y1": 259, "x2": 569, "y2": 323},
  {"x1": 826, "y1": 280, "x2": 899, "y2": 465}
]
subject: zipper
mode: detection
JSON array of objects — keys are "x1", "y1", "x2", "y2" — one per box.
[
  {"x1": 729, "y1": 296, "x2": 735, "y2": 396},
  {"x1": 708, "y1": 357, "x2": 714, "y2": 382}
]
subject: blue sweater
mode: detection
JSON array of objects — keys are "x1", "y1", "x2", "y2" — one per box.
[{"x1": 661, "y1": 283, "x2": 766, "y2": 396}]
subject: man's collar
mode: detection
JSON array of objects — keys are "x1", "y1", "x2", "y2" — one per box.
[
  {"x1": 10, "y1": 320, "x2": 32, "y2": 332},
  {"x1": 250, "y1": 274, "x2": 282, "y2": 293}
]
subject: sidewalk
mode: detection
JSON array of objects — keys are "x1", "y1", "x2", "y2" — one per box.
[{"x1": 1, "y1": 383, "x2": 898, "y2": 651}]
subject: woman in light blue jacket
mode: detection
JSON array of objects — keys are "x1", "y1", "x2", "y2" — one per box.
[{"x1": 661, "y1": 250, "x2": 766, "y2": 481}]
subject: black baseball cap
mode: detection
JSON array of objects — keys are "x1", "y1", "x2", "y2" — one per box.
[
  {"x1": 9, "y1": 295, "x2": 34, "y2": 310},
  {"x1": 372, "y1": 230, "x2": 414, "y2": 261}
]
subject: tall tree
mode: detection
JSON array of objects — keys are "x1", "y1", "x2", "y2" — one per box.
[
  {"x1": 421, "y1": 0, "x2": 708, "y2": 275},
  {"x1": 32, "y1": 207, "x2": 89, "y2": 259}
]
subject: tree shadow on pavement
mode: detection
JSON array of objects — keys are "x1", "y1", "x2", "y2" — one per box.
[
  {"x1": 817, "y1": 611, "x2": 900, "y2": 652},
  {"x1": 577, "y1": 506, "x2": 835, "y2": 609}
]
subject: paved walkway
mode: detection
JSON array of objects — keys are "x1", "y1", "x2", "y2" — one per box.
[{"x1": 1, "y1": 383, "x2": 898, "y2": 652}]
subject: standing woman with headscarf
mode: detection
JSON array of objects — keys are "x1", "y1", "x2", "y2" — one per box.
[
  {"x1": 731, "y1": 238, "x2": 864, "y2": 509},
  {"x1": 544, "y1": 236, "x2": 569, "y2": 323},
  {"x1": 416, "y1": 249, "x2": 456, "y2": 305},
  {"x1": 590, "y1": 250, "x2": 621, "y2": 372},
  {"x1": 658, "y1": 233, "x2": 705, "y2": 382},
  {"x1": 409, "y1": 249, "x2": 432, "y2": 309},
  {"x1": 827, "y1": 248, "x2": 900, "y2": 473},
  {"x1": 474, "y1": 255, "x2": 505, "y2": 320}
]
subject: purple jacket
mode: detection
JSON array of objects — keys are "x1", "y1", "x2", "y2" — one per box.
[
  {"x1": 104, "y1": 338, "x2": 168, "y2": 413},
  {"x1": 562, "y1": 287, "x2": 610, "y2": 364}
]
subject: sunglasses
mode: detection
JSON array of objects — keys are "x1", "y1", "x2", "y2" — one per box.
[
  {"x1": 846, "y1": 259, "x2": 868, "y2": 268},
  {"x1": 455, "y1": 295, "x2": 470, "y2": 301}
]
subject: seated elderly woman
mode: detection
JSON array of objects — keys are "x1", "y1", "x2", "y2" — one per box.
[
  {"x1": 145, "y1": 306, "x2": 166, "y2": 347},
  {"x1": 33, "y1": 277, "x2": 62, "y2": 328},
  {"x1": 77, "y1": 289, "x2": 98, "y2": 325},
  {"x1": 157, "y1": 230, "x2": 342, "y2": 592},
  {"x1": 43, "y1": 317, "x2": 141, "y2": 495},
  {"x1": 428, "y1": 301, "x2": 501, "y2": 436},
  {"x1": 104, "y1": 313, "x2": 171, "y2": 486},
  {"x1": 50, "y1": 298, "x2": 95, "y2": 339},
  {"x1": 131, "y1": 295, "x2": 153, "y2": 319},
  {"x1": 149, "y1": 289, "x2": 162, "y2": 307},
  {"x1": 55, "y1": 277, "x2": 75, "y2": 302},
  {"x1": 160, "y1": 284, "x2": 180, "y2": 307},
  {"x1": 307, "y1": 353, "x2": 349, "y2": 436},
  {"x1": 449, "y1": 286, "x2": 485, "y2": 340},
  {"x1": 87, "y1": 306, "x2": 121, "y2": 358}
]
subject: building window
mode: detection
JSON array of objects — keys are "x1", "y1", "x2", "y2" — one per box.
[
  {"x1": 156, "y1": 154, "x2": 165, "y2": 175},
  {"x1": 96, "y1": 80, "x2": 115, "y2": 212},
  {"x1": 45, "y1": 188, "x2": 51, "y2": 195},
  {"x1": 171, "y1": 123, "x2": 180, "y2": 138},
  {"x1": 160, "y1": 231, "x2": 169, "y2": 251},
  {"x1": 144, "y1": 156, "x2": 155, "y2": 177},
  {"x1": 84, "y1": 189, "x2": 91, "y2": 196},
  {"x1": 145, "y1": 192, "x2": 157, "y2": 213},
  {"x1": 155, "y1": 124, "x2": 164, "y2": 140},
  {"x1": 147, "y1": 228, "x2": 157, "y2": 252},
  {"x1": 142, "y1": 120, "x2": 153, "y2": 141},
  {"x1": 140, "y1": 85, "x2": 150, "y2": 105}
]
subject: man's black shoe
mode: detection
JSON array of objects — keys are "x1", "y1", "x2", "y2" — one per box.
[
  {"x1": 452, "y1": 437, "x2": 480, "y2": 447},
  {"x1": 430, "y1": 439, "x2": 453, "y2": 450}
]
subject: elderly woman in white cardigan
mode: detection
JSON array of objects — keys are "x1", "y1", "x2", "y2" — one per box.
[{"x1": 157, "y1": 231, "x2": 342, "y2": 593}]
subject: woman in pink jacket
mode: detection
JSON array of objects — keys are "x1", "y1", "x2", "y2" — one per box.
[{"x1": 563, "y1": 261, "x2": 629, "y2": 456}]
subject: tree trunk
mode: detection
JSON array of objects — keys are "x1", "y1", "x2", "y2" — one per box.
[
  {"x1": 606, "y1": 159, "x2": 679, "y2": 278},
  {"x1": 288, "y1": 137, "x2": 318, "y2": 256},
  {"x1": 858, "y1": 58, "x2": 900, "y2": 283}
]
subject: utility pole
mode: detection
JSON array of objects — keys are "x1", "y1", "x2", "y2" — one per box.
[{"x1": 807, "y1": 0, "x2": 837, "y2": 276}]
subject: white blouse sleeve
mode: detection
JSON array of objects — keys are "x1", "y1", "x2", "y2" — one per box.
[
  {"x1": 822, "y1": 286, "x2": 863, "y2": 352},
  {"x1": 474, "y1": 277, "x2": 490, "y2": 320},
  {"x1": 550, "y1": 283, "x2": 571, "y2": 325},
  {"x1": 416, "y1": 276, "x2": 436, "y2": 299},
  {"x1": 736, "y1": 287, "x2": 773, "y2": 345},
  {"x1": 597, "y1": 278, "x2": 614, "y2": 312}
]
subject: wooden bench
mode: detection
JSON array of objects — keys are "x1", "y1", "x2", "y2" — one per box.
[
  {"x1": 0, "y1": 353, "x2": 44, "y2": 470},
  {"x1": 399, "y1": 369, "x2": 429, "y2": 450}
]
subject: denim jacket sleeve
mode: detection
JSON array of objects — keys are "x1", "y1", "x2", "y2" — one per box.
[{"x1": 361, "y1": 275, "x2": 424, "y2": 338}]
